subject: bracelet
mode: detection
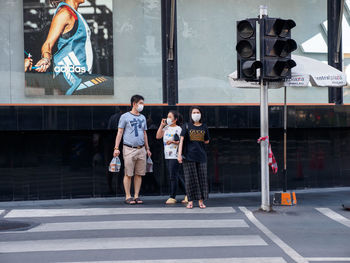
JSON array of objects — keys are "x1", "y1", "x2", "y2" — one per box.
[
  {"x1": 42, "y1": 51, "x2": 52, "y2": 59},
  {"x1": 114, "y1": 147, "x2": 119, "y2": 150},
  {"x1": 41, "y1": 57, "x2": 51, "y2": 65}
]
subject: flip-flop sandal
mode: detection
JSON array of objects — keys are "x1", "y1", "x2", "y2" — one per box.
[
  {"x1": 199, "y1": 203, "x2": 206, "y2": 209},
  {"x1": 124, "y1": 198, "x2": 136, "y2": 205},
  {"x1": 134, "y1": 198, "x2": 143, "y2": 204},
  {"x1": 186, "y1": 203, "x2": 193, "y2": 209}
]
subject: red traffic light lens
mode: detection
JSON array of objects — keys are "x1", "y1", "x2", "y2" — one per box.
[
  {"x1": 279, "y1": 19, "x2": 296, "y2": 38},
  {"x1": 266, "y1": 19, "x2": 296, "y2": 37},
  {"x1": 237, "y1": 21, "x2": 254, "y2": 39}
]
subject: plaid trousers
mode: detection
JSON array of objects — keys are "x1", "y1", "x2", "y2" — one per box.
[{"x1": 182, "y1": 161, "x2": 208, "y2": 201}]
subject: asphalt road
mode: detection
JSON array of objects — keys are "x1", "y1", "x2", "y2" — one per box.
[{"x1": 0, "y1": 188, "x2": 349, "y2": 263}]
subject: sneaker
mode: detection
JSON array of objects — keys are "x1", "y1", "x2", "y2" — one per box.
[
  {"x1": 166, "y1": 198, "x2": 177, "y2": 204},
  {"x1": 181, "y1": 195, "x2": 188, "y2": 204}
]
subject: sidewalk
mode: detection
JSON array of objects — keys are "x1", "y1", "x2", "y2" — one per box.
[{"x1": 1, "y1": 187, "x2": 349, "y2": 209}]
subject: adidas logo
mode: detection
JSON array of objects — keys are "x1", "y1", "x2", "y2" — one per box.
[{"x1": 55, "y1": 51, "x2": 87, "y2": 84}]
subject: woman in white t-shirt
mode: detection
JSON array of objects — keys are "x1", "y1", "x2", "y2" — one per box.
[{"x1": 156, "y1": 110, "x2": 187, "y2": 204}]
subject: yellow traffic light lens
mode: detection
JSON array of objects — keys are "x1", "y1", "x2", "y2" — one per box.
[{"x1": 236, "y1": 40, "x2": 254, "y2": 58}]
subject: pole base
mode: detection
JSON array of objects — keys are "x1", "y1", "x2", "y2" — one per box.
[
  {"x1": 260, "y1": 204, "x2": 272, "y2": 212},
  {"x1": 273, "y1": 192, "x2": 297, "y2": 206}
]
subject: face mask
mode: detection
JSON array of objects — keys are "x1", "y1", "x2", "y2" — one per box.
[
  {"x1": 137, "y1": 104, "x2": 144, "y2": 112},
  {"x1": 166, "y1": 118, "x2": 173, "y2": 125},
  {"x1": 192, "y1": 113, "x2": 201, "y2": 122}
]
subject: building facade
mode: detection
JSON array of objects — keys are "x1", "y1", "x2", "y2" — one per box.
[{"x1": 0, "y1": 0, "x2": 350, "y2": 201}]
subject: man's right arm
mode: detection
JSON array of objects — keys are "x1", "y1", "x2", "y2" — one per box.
[
  {"x1": 114, "y1": 115, "x2": 126, "y2": 157},
  {"x1": 113, "y1": 128, "x2": 124, "y2": 157}
]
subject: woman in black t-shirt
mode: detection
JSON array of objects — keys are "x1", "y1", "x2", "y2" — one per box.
[{"x1": 178, "y1": 106, "x2": 210, "y2": 209}]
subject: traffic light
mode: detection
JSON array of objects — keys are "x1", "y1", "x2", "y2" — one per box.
[
  {"x1": 236, "y1": 19, "x2": 262, "y2": 80},
  {"x1": 261, "y1": 18, "x2": 297, "y2": 81}
]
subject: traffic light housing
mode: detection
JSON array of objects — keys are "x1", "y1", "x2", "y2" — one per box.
[
  {"x1": 261, "y1": 18, "x2": 297, "y2": 81},
  {"x1": 236, "y1": 19, "x2": 262, "y2": 80}
]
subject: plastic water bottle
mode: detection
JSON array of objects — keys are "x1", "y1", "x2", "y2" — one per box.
[{"x1": 116, "y1": 157, "x2": 121, "y2": 172}]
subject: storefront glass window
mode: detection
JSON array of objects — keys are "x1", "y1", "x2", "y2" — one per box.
[
  {"x1": 0, "y1": 0, "x2": 162, "y2": 104},
  {"x1": 177, "y1": 0, "x2": 329, "y2": 104}
]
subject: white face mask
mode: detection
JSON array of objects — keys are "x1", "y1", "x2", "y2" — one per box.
[
  {"x1": 137, "y1": 104, "x2": 144, "y2": 112},
  {"x1": 192, "y1": 113, "x2": 201, "y2": 122},
  {"x1": 166, "y1": 118, "x2": 173, "y2": 125}
]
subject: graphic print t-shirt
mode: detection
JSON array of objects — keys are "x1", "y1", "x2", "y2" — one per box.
[
  {"x1": 163, "y1": 125, "x2": 182, "y2": 159},
  {"x1": 118, "y1": 112, "x2": 147, "y2": 147},
  {"x1": 180, "y1": 123, "x2": 210, "y2": 163}
]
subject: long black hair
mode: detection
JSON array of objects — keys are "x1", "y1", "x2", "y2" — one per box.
[
  {"x1": 168, "y1": 110, "x2": 183, "y2": 126},
  {"x1": 189, "y1": 106, "x2": 202, "y2": 124}
]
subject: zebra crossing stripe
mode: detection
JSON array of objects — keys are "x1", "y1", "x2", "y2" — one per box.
[
  {"x1": 239, "y1": 207, "x2": 308, "y2": 263},
  {"x1": 5, "y1": 207, "x2": 236, "y2": 218},
  {"x1": 0, "y1": 235, "x2": 267, "y2": 253},
  {"x1": 58, "y1": 258, "x2": 288, "y2": 263},
  {"x1": 316, "y1": 208, "x2": 350, "y2": 228},
  {"x1": 27, "y1": 219, "x2": 248, "y2": 232},
  {"x1": 306, "y1": 258, "x2": 350, "y2": 262}
]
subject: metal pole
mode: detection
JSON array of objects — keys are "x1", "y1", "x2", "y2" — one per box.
[
  {"x1": 283, "y1": 86, "x2": 287, "y2": 192},
  {"x1": 260, "y1": 81, "x2": 270, "y2": 211},
  {"x1": 259, "y1": 5, "x2": 270, "y2": 212},
  {"x1": 336, "y1": 0, "x2": 344, "y2": 63},
  {"x1": 327, "y1": 0, "x2": 343, "y2": 104}
]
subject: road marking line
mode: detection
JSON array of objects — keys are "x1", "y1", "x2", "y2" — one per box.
[
  {"x1": 5, "y1": 207, "x2": 235, "y2": 218},
  {"x1": 0, "y1": 235, "x2": 267, "y2": 253},
  {"x1": 58, "y1": 258, "x2": 287, "y2": 263},
  {"x1": 27, "y1": 219, "x2": 248, "y2": 232},
  {"x1": 316, "y1": 208, "x2": 350, "y2": 228},
  {"x1": 239, "y1": 207, "x2": 308, "y2": 263},
  {"x1": 306, "y1": 258, "x2": 350, "y2": 262}
]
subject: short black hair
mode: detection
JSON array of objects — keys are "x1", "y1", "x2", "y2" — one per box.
[
  {"x1": 189, "y1": 106, "x2": 202, "y2": 124},
  {"x1": 130, "y1": 95, "x2": 144, "y2": 107}
]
